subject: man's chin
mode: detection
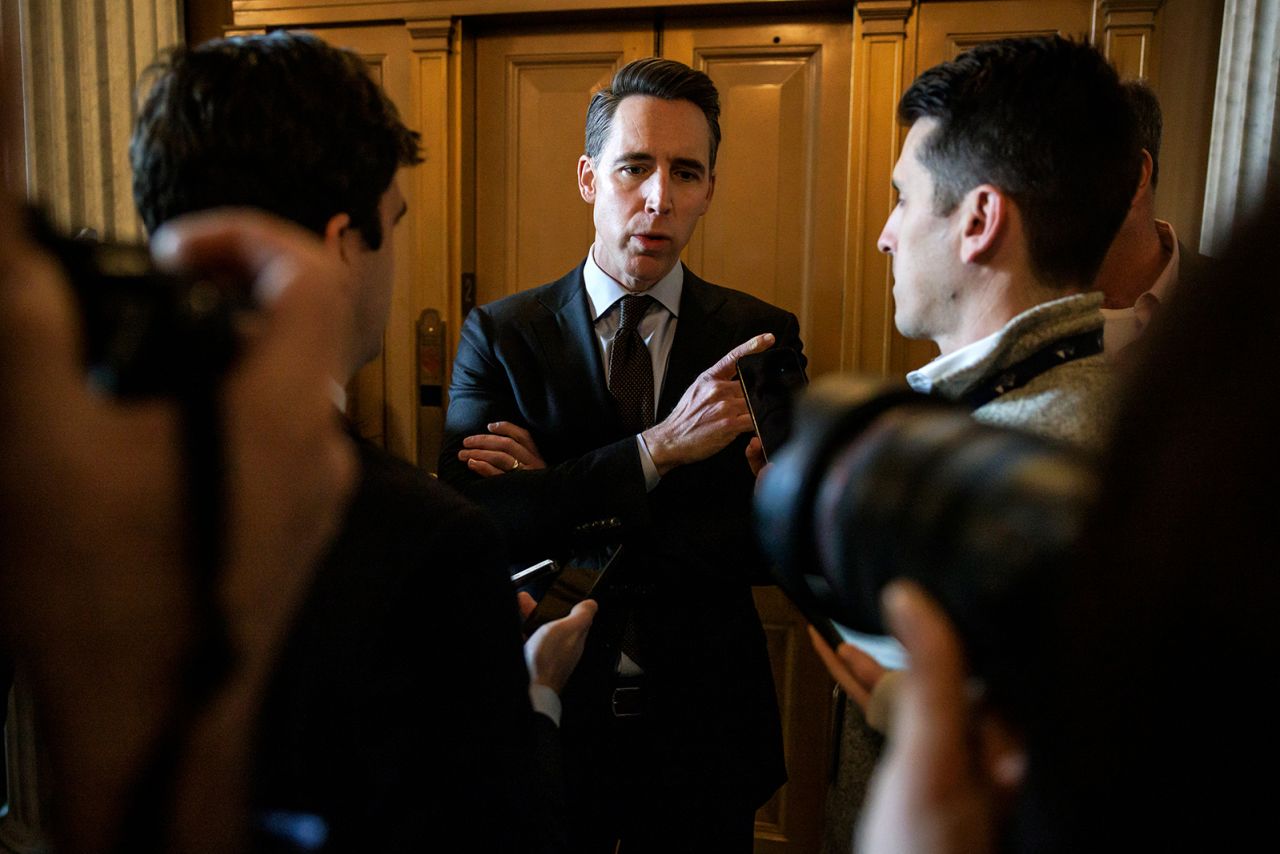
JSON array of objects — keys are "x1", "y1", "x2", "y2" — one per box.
[{"x1": 621, "y1": 258, "x2": 676, "y2": 291}]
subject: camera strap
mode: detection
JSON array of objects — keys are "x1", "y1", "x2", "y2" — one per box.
[
  {"x1": 115, "y1": 383, "x2": 235, "y2": 853},
  {"x1": 959, "y1": 329, "x2": 1104, "y2": 411}
]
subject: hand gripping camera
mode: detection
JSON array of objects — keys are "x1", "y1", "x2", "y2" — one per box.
[{"x1": 753, "y1": 376, "x2": 1099, "y2": 720}]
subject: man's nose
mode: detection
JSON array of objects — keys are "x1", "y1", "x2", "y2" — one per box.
[
  {"x1": 877, "y1": 213, "x2": 898, "y2": 255},
  {"x1": 644, "y1": 171, "x2": 672, "y2": 214}
]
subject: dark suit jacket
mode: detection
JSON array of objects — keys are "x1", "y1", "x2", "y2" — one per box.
[
  {"x1": 252, "y1": 433, "x2": 561, "y2": 852},
  {"x1": 439, "y1": 262, "x2": 799, "y2": 815}
]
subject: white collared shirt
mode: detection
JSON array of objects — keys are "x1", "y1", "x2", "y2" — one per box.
[
  {"x1": 1100, "y1": 219, "x2": 1180, "y2": 357},
  {"x1": 582, "y1": 248, "x2": 683, "y2": 491},
  {"x1": 906, "y1": 331, "x2": 1003, "y2": 395}
]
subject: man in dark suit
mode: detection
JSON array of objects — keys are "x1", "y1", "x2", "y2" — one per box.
[
  {"x1": 130, "y1": 33, "x2": 593, "y2": 851},
  {"x1": 440, "y1": 58, "x2": 802, "y2": 852}
]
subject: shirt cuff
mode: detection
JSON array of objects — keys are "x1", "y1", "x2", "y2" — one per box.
[
  {"x1": 528, "y1": 683, "x2": 562, "y2": 727},
  {"x1": 636, "y1": 433, "x2": 660, "y2": 492}
]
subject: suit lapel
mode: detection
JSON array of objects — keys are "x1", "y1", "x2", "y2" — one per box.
[
  {"x1": 658, "y1": 268, "x2": 729, "y2": 419},
  {"x1": 532, "y1": 263, "x2": 619, "y2": 429}
]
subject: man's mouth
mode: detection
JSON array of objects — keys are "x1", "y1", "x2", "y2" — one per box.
[{"x1": 630, "y1": 233, "x2": 671, "y2": 251}]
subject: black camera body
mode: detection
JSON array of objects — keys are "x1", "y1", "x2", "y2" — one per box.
[
  {"x1": 754, "y1": 376, "x2": 1098, "y2": 720},
  {"x1": 25, "y1": 206, "x2": 247, "y2": 398}
]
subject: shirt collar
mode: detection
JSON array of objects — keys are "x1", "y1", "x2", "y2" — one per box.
[
  {"x1": 906, "y1": 331, "x2": 1003, "y2": 394},
  {"x1": 583, "y1": 247, "x2": 683, "y2": 321}
]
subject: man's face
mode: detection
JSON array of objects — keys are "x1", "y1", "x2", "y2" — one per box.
[
  {"x1": 878, "y1": 119, "x2": 964, "y2": 344},
  {"x1": 578, "y1": 95, "x2": 716, "y2": 292},
  {"x1": 350, "y1": 179, "x2": 407, "y2": 368}
]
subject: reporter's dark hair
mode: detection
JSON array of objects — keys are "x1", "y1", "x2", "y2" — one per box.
[
  {"x1": 897, "y1": 36, "x2": 1139, "y2": 289},
  {"x1": 131, "y1": 32, "x2": 421, "y2": 249},
  {"x1": 1122, "y1": 78, "x2": 1163, "y2": 188},
  {"x1": 585, "y1": 57, "x2": 721, "y2": 168}
]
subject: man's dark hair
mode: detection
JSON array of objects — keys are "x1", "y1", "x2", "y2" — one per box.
[
  {"x1": 131, "y1": 32, "x2": 421, "y2": 249},
  {"x1": 1122, "y1": 79, "x2": 1163, "y2": 189},
  {"x1": 897, "y1": 36, "x2": 1140, "y2": 288},
  {"x1": 584, "y1": 57, "x2": 722, "y2": 169}
]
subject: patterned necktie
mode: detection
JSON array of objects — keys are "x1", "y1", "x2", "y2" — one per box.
[
  {"x1": 606, "y1": 295, "x2": 655, "y2": 672},
  {"x1": 608, "y1": 294, "x2": 655, "y2": 432}
]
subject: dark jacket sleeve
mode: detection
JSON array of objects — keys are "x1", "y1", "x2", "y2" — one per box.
[{"x1": 439, "y1": 304, "x2": 650, "y2": 564}]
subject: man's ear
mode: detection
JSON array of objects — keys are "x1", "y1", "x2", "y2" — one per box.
[
  {"x1": 323, "y1": 212, "x2": 354, "y2": 263},
  {"x1": 577, "y1": 155, "x2": 597, "y2": 204},
  {"x1": 959, "y1": 185, "x2": 1006, "y2": 264},
  {"x1": 1131, "y1": 149, "x2": 1154, "y2": 205}
]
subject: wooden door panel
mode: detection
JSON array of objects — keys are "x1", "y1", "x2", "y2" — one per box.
[
  {"x1": 916, "y1": 0, "x2": 1094, "y2": 70},
  {"x1": 664, "y1": 19, "x2": 851, "y2": 853},
  {"x1": 665, "y1": 18, "x2": 852, "y2": 381},
  {"x1": 474, "y1": 25, "x2": 652, "y2": 306}
]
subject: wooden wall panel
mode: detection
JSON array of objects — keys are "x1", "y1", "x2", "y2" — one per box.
[
  {"x1": 667, "y1": 17, "x2": 852, "y2": 381},
  {"x1": 474, "y1": 25, "x2": 652, "y2": 306},
  {"x1": 1099, "y1": 0, "x2": 1164, "y2": 81},
  {"x1": 845, "y1": 1, "x2": 916, "y2": 377},
  {"x1": 1152, "y1": 0, "x2": 1224, "y2": 251}
]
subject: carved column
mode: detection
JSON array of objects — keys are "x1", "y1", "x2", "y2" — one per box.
[
  {"x1": 1201, "y1": 0, "x2": 1279, "y2": 256},
  {"x1": 1098, "y1": 0, "x2": 1165, "y2": 81},
  {"x1": 405, "y1": 17, "x2": 457, "y2": 466},
  {"x1": 844, "y1": 0, "x2": 915, "y2": 376},
  {"x1": 12, "y1": 0, "x2": 183, "y2": 240}
]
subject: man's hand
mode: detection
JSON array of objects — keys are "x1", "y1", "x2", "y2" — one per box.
[
  {"x1": 458, "y1": 421, "x2": 547, "y2": 477},
  {"x1": 746, "y1": 436, "x2": 768, "y2": 478},
  {"x1": 517, "y1": 591, "x2": 597, "y2": 695},
  {"x1": 643, "y1": 333, "x2": 775, "y2": 476},
  {"x1": 855, "y1": 581, "x2": 1011, "y2": 854},
  {"x1": 808, "y1": 626, "x2": 890, "y2": 712},
  {"x1": 0, "y1": 199, "x2": 356, "y2": 853},
  {"x1": 152, "y1": 210, "x2": 358, "y2": 668}
]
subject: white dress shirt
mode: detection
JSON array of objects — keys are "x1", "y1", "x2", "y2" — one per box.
[
  {"x1": 582, "y1": 247, "x2": 683, "y2": 492},
  {"x1": 1099, "y1": 219, "x2": 1180, "y2": 357}
]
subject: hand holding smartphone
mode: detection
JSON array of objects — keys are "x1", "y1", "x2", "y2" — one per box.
[
  {"x1": 511, "y1": 558, "x2": 559, "y2": 588},
  {"x1": 521, "y1": 547, "x2": 623, "y2": 636},
  {"x1": 737, "y1": 347, "x2": 808, "y2": 462}
]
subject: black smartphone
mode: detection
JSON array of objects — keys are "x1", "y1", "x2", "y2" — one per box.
[
  {"x1": 737, "y1": 347, "x2": 808, "y2": 461},
  {"x1": 511, "y1": 558, "x2": 559, "y2": 588},
  {"x1": 522, "y1": 547, "x2": 623, "y2": 635}
]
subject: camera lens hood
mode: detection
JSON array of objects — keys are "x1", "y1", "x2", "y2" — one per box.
[{"x1": 754, "y1": 376, "x2": 944, "y2": 626}]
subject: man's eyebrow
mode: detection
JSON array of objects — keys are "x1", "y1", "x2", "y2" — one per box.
[
  {"x1": 671, "y1": 157, "x2": 707, "y2": 175},
  {"x1": 612, "y1": 151, "x2": 656, "y2": 165}
]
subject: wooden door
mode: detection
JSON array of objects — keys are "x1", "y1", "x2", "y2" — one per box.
[
  {"x1": 472, "y1": 22, "x2": 653, "y2": 307},
  {"x1": 663, "y1": 15, "x2": 852, "y2": 380},
  {"x1": 472, "y1": 15, "x2": 851, "y2": 853},
  {"x1": 916, "y1": 0, "x2": 1093, "y2": 67},
  {"x1": 661, "y1": 16, "x2": 851, "y2": 854}
]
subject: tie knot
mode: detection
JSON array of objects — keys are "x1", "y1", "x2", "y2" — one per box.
[{"x1": 616, "y1": 294, "x2": 652, "y2": 333}]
